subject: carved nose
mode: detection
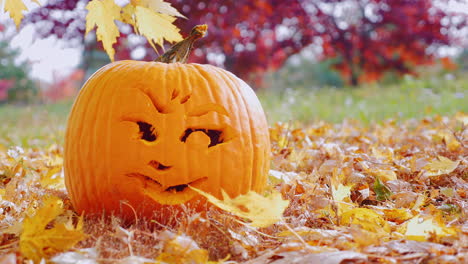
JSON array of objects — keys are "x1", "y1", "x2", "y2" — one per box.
[{"x1": 148, "y1": 160, "x2": 172, "y2": 171}]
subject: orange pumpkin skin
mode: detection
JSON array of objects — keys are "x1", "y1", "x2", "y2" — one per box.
[{"x1": 64, "y1": 60, "x2": 270, "y2": 221}]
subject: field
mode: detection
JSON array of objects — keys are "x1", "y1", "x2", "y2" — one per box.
[
  {"x1": 1, "y1": 76, "x2": 467, "y2": 148},
  {"x1": 0, "y1": 78, "x2": 467, "y2": 263}
]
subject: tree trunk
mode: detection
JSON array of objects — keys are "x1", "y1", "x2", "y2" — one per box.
[{"x1": 350, "y1": 71, "x2": 359, "y2": 86}]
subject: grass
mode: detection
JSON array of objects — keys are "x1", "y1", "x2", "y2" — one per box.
[
  {"x1": 0, "y1": 75, "x2": 466, "y2": 147},
  {"x1": 259, "y1": 75, "x2": 467, "y2": 124},
  {"x1": 0, "y1": 101, "x2": 70, "y2": 147}
]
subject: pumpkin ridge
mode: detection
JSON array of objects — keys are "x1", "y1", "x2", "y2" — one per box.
[
  {"x1": 189, "y1": 64, "x2": 225, "y2": 196},
  {"x1": 90, "y1": 67, "x2": 120, "y2": 211},
  {"x1": 206, "y1": 65, "x2": 253, "y2": 195}
]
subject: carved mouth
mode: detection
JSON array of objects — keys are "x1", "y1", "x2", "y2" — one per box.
[{"x1": 126, "y1": 172, "x2": 207, "y2": 193}]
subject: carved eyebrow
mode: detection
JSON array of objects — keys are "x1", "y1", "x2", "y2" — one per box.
[
  {"x1": 136, "y1": 87, "x2": 228, "y2": 117},
  {"x1": 137, "y1": 88, "x2": 165, "y2": 113},
  {"x1": 187, "y1": 104, "x2": 229, "y2": 117}
]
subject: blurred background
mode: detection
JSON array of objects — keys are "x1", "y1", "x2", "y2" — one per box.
[{"x1": 0, "y1": 0, "x2": 467, "y2": 137}]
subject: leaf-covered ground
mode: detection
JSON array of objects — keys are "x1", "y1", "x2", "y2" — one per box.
[{"x1": 0, "y1": 111, "x2": 466, "y2": 263}]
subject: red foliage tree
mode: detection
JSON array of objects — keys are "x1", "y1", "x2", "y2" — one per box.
[
  {"x1": 305, "y1": 0, "x2": 466, "y2": 85},
  {"x1": 23, "y1": 0, "x2": 466, "y2": 86}
]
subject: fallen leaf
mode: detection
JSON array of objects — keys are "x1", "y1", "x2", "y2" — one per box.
[
  {"x1": 19, "y1": 196, "x2": 86, "y2": 262},
  {"x1": 51, "y1": 248, "x2": 98, "y2": 264},
  {"x1": 331, "y1": 183, "x2": 351, "y2": 203},
  {"x1": 423, "y1": 156, "x2": 459, "y2": 177},
  {"x1": 0, "y1": 253, "x2": 16, "y2": 264},
  {"x1": 348, "y1": 225, "x2": 381, "y2": 247},
  {"x1": 330, "y1": 169, "x2": 353, "y2": 212},
  {"x1": 373, "y1": 176, "x2": 393, "y2": 201},
  {"x1": 155, "y1": 232, "x2": 223, "y2": 264},
  {"x1": 381, "y1": 208, "x2": 413, "y2": 224},
  {"x1": 340, "y1": 208, "x2": 390, "y2": 233},
  {"x1": 454, "y1": 112, "x2": 468, "y2": 125},
  {"x1": 255, "y1": 250, "x2": 368, "y2": 264},
  {"x1": 440, "y1": 187, "x2": 455, "y2": 197},
  {"x1": 119, "y1": 256, "x2": 156, "y2": 264},
  {"x1": 375, "y1": 169, "x2": 398, "y2": 182},
  {"x1": 40, "y1": 166, "x2": 65, "y2": 189},
  {"x1": 404, "y1": 215, "x2": 458, "y2": 241},
  {"x1": 191, "y1": 188, "x2": 289, "y2": 228}
]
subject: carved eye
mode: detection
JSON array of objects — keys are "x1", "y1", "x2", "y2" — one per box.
[
  {"x1": 137, "y1": 121, "x2": 157, "y2": 142},
  {"x1": 180, "y1": 128, "x2": 224, "y2": 147}
]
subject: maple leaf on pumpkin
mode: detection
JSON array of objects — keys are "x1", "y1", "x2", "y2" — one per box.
[{"x1": 191, "y1": 188, "x2": 289, "y2": 228}]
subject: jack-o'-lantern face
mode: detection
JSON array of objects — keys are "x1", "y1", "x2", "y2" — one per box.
[
  {"x1": 116, "y1": 85, "x2": 238, "y2": 205},
  {"x1": 64, "y1": 61, "x2": 270, "y2": 221}
]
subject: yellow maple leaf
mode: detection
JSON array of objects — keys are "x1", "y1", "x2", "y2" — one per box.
[
  {"x1": 1, "y1": 0, "x2": 40, "y2": 27},
  {"x1": 330, "y1": 169, "x2": 354, "y2": 213},
  {"x1": 433, "y1": 131, "x2": 461, "y2": 151},
  {"x1": 85, "y1": 0, "x2": 122, "y2": 62},
  {"x1": 91, "y1": 0, "x2": 183, "y2": 61},
  {"x1": 133, "y1": 0, "x2": 186, "y2": 18},
  {"x1": 454, "y1": 112, "x2": 468, "y2": 126},
  {"x1": 133, "y1": 6, "x2": 183, "y2": 51},
  {"x1": 423, "y1": 156, "x2": 459, "y2": 177},
  {"x1": 2, "y1": 0, "x2": 23, "y2": 28},
  {"x1": 19, "y1": 196, "x2": 86, "y2": 263},
  {"x1": 40, "y1": 166, "x2": 65, "y2": 189},
  {"x1": 121, "y1": 4, "x2": 136, "y2": 25},
  {"x1": 191, "y1": 188, "x2": 289, "y2": 228},
  {"x1": 156, "y1": 241, "x2": 217, "y2": 264},
  {"x1": 331, "y1": 183, "x2": 351, "y2": 203},
  {"x1": 375, "y1": 169, "x2": 397, "y2": 182},
  {"x1": 381, "y1": 208, "x2": 413, "y2": 224},
  {"x1": 340, "y1": 208, "x2": 390, "y2": 234},
  {"x1": 404, "y1": 215, "x2": 457, "y2": 242},
  {"x1": 330, "y1": 169, "x2": 350, "y2": 200},
  {"x1": 155, "y1": 232, "x2": 226, "y2": 264}
]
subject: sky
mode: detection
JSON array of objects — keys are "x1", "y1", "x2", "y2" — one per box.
[
  {"x1": 1, "y1": 0, "x2": 468, "y2": 83},
  {"x1": 0, "y1": 0, "x2": 81, "y2": 83},
  {"x1": 10, "y1": 25, "x2": 82, "y2": 83}
]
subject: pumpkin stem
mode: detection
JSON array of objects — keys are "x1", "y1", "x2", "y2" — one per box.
[{"x1": 155, "y1": 24, "x2": 208, "y2": 63}]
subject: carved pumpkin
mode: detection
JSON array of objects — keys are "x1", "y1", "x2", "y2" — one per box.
[{"x1": 64, "y1": 25, "x2": 270, "y2": 221}]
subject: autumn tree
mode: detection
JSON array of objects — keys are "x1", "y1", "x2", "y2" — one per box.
[
  {"x1": 23, "y1": 0, "x2": 466, "y2": 86},
  {"x1": 23, "y1": 0, "x2": 315, "y2": 86},
  {"x1": 303, "y1": 0, "x2": 466, "y2": 85}
]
